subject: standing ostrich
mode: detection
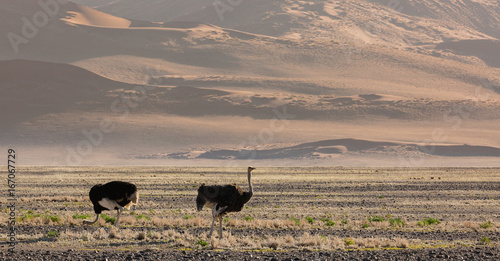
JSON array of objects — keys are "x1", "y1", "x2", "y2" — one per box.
[
  {"x1": 83, "y1": 181, "x2": 138, "y2": 227},
  {"x1": 196, "y1": 166, "x2": 255, "y2": 238}
]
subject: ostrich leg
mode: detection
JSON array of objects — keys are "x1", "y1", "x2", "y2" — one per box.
[
  {"x1": 219, "y1": 217, "x2": 223, "y2": 239},
  {"x1": 209, "y1": 216, "x2": 215, "y2": 238},
  {"x1": 115, "y1": 208, "x2": 123, "y2": 227},
  {"x1": 209, "y1": 205, "x2": 228, "y2": 238},
  {"x1": 83, "y1": 213, "x2": 99, "y2": 225}
]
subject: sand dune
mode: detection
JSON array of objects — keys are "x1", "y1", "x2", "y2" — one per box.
[
  {"x1": 0, "y1": 59, "x2": 135, "y2": 127},
  {"x1": 61, "y1": 4, "x2": 131, "y2": 28},
  {"x1": 73, "y1": 0, "x2": 500, "y2": 44},
  {"x1": 167, "y1": 139, "x2": 500, "y2": 160},
  {"x1": 1, "y1": 1, "x2": 499, "y2": 166}
]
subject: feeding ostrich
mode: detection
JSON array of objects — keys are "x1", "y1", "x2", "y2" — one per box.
[
  {"x1": 196, "y1": 166, "x2": 255, "y2": 238},
  {"x1": 83, "y1": 181, "x2": 138, "y2": 227}
]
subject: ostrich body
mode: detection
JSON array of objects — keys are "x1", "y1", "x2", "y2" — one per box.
[
  {"x1": 196, "y1": 167, "x2": 255, "y2": 238},
  {"x1": 83, "y1": 181, "x2": 138, "y2": 227}
]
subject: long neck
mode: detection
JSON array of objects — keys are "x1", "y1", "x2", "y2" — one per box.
[{"x1": 247, "y1": 169, "x2": 253, "y2": 196}]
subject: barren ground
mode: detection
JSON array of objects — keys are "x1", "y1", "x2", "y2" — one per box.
[{"x1": 1, "y1": 167, "x2": 499, "y2": 260}]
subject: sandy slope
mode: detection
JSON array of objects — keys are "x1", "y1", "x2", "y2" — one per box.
[
  {"x1": 0, "y1": 0, "x2": 499, "y2": 166},
  {"x1": 73, "y1": 0, "x2": 500, "y2": 41}
]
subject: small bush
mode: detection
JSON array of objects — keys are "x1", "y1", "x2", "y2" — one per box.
[
  {"x1": 305, "y1": 216, "x2": 314, "y2": 224},
  {"x1": 341, "y1": 219, "x2": 348, "y2": 225},
  {"x1": 196, "y1": 239, "x2": 208, "y2": 247},
  {"x1": 480, "y1": 221, "x2": 493, "y2": 229},
  {"x1": 72, "y1": 214, "x2": 91, "y2": 220},
  {"x1": 183, "y1": 214, "x2": 194, "y2": 220},
  {"x1": 389, "y1": 218, "x2": 405, "y2": 227},
  {"x1": 100, "y1": 214, "x2": 116, "y2": 224},
  {"x1": 19, "y1": 214, "x2": 34, "y2": 222},
  {"x1": 136, "y1": 214, "x2": 150, "y2": 221},
  {"x1": 362, "y1": 224, "x2": 370, "y2": 228},
  {"x1": 480, "y1": 237, "x2": 491, "y2": 244},
  {"x1": 243, "y1": 216, "x2": 254, "y2": 221},
  {"x1": 320, "y1": 218, "x2": 335, "y2": 226},
  {"x1": 344, "y1": 238, "x2": 355, "y2": 246},
  {"x1": 47, "y1": 230, "x2": 59, "y2": 237},
  {"x1": 290, "y1": 218, "x2": 300, "y2": 226},
  {"x1": 417, "y1": 217, "x2": 440, "y2": 227},
  {"x1": 368, "y1": 216, "x2": 386, "y2": 222},
  {"x1": 46, "y1": 215, "x2": 61, "y2": 223}
]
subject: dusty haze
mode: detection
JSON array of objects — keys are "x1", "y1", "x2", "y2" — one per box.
[{"x1": 1, "y1": 0, "x2": 499, "y2": 166}]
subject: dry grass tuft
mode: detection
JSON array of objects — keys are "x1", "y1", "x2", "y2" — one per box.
[
  {"x1": 297, "y1": 232, "x2": 320, "y2": 247},
  {"x1": 92, "y1": 228, "x2": 108, "y2": 240},
  {"x1": 108, "y1": 227, "x2": 119, "y2": 239},
  {"x1": 463, "y1": 221, "x2": 479, "y2": 229},
  {"x1": 118, "y1": 216, "x2": 136, "y2": 226},
  {"x1": 394, "y1": 237, "x2": 410, "y2": 248},
  {"x1": 136, "y1": 231, "x2": 147, "y2": 240}
]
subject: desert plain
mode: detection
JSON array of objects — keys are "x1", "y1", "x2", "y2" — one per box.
[{"x1": 0, "y1": 166, "x2": 499, "y2": 260}]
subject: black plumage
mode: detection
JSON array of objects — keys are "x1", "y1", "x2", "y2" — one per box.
[
  {"x1": 83, "y1": 181, "x2": 138, "y2": 227},
  {"x1": 196, "y1": 167, "x2": 255, "y2": 238}
]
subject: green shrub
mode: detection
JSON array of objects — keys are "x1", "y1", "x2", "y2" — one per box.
[
  {"x1": 101, "y1": 214, "x2": 116, "y2": 224},
  {"x1": 183, "y1": 214, "x2": 194, "y2": 220},
  {"x1": 341, "y1": 219, "x2": 348, "y2": 225},
  {"x1": 417, "y1": 217, "x2": 440, "y2": 227},
  {"x1": 480, "y1": 237, "x2": 491, "y2": 244},
  {"x1": 46, "y1": 215, "x2": 61, "y2": 223},
  {"x1": 305, "y1": 216, "x2": 314, "y2": 224},
  {"x1": 389, "y1": 218, "x2": 405, "y2": 227},
  {"x1": 72, "y1": 214, "x2": 91, "y2": 220},
  {"x1": 320, "y1": 218, "x2": 335, "y2": 226},
  {"x1": 196, "y1": 239, "x2": 208, "y2": 247},
  {"x1": 243, "y1": 216, "x2": 254, "y2": 221},
  {"x1": 344, "y1": 238, "x2": 355, "y2": 246},
  {"x1": 47, "y1": 230, "x2": 59, "y2": 237},
  {"x1": 368, "y1": 216, "x2": 386, "y2": 222},
  {"x1": 362, "y1": 224, "x2": 370, "y2": 228},
  {"x1": 136, "y1": 214, "x2": 150, "y2": 221},
  {"x1": 19, "y1": 214, "x2": 35, "y2": 222},
  {"x1": 290, "y1": 217, "x2": 300, "y2": 226},
  {"x1": 480, "y1": 221, "x2": 493, "y2": 229}
]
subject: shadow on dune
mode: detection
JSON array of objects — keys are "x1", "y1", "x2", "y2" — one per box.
[
  {"x1": 0, "y1": 59, "x2": 135, "y2": 129},
  {"x1": 436, "y1": 39, "x2": 500, "y2": 68}
]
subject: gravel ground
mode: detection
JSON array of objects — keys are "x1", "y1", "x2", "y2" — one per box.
[{"x1": 2, "y1": 247, "x2": 499, "y2": 261}]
